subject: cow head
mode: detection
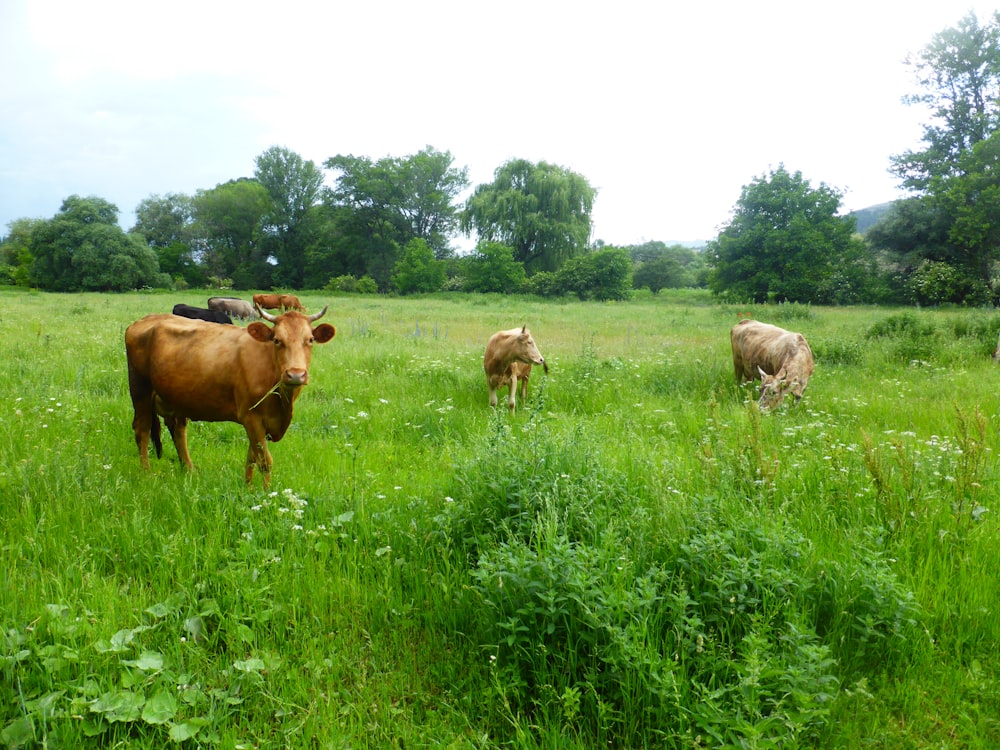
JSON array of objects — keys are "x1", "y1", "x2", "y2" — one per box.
[
  {"x1": 250, "y1": 305, "x2": 336, "y2": 386},
  {"x1": 517, "y1": 325, "x2": 548, "y2": 373},
  {"x1": 757, "y1": 366, "x2": 804, "y2": 410}
]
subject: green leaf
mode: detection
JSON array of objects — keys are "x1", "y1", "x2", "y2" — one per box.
[
  {"x1": 233, "y1": 657, "x2": 266, "y2": 673},
  {"x1": 123, "y1": 651, "x2": 165, "y2": 672},
  {"x1": 1, "y1": 716, "x2": 34, "y2": 748},
  {"x1": 144, "y1": 602, "x2": 172, "y2": 619},
  {"x1": 141, "y1": 690, "x2": 178, "y2": 725},
  {"x1": 90, "y1": 690, "x2": 145, "y2": 722},
  {"x1": 169, "y1": 717, "x2": 208, "y2": 742}
]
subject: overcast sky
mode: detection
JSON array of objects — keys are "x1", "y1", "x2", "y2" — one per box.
[{"x1": 1, "y1": 1, "x2": 996, "y2": 248}]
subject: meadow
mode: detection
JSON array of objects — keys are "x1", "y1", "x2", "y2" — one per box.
[{"x1": 2, "y1": 287, "x2": 1000, "y2": 749}]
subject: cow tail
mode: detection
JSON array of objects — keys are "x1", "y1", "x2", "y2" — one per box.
[{"x1": 150, "y1": 405, "x2": 163, "y2": 459}]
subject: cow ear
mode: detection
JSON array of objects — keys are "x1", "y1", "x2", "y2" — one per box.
[
  {"x1": 313, "y1": 324, "x2": 336, "y2": 343},
  {"x1": 246, "y1": 322, "x2": 274, "y2": 342}
]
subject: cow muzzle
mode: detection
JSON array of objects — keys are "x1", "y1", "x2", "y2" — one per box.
[{"x1": 283, "y1": 369, "x2": 309, "y2": 386}]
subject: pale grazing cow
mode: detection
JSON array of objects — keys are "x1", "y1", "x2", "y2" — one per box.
[
  {"x1": 126, "y1": 306, "x2": 335, "y2": 487},
  {"x1": 208, "y1": 296, "x2": 256, "y2": 320},
  {"x1": 484, "y1": 326, "x2": 548, "y2": 412},
  {"x1": 731, "y1": 319, "x2": 814, "y2": 410}
]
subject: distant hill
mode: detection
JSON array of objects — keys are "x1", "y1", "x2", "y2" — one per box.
[{"x1": 849, "y1": 202, "x2": 896, "y2": 234}]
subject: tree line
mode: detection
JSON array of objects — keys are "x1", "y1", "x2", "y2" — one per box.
[{"x1": 3, "y1": 12, "x2": 998, "y2": 305}]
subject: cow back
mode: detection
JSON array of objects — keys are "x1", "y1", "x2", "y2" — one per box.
[
  {"x1": 731, "y1": 320, "x2": 805, "y2": 378},
  {"x1": 127, "y1": 315, "x2": 275, "y2": 422}
]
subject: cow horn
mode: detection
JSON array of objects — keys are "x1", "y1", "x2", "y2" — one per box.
[
  {"x1": 308, "y1": 305, "x2": 328, "y2": 323},
  {"x1": 257, "y1": 305, "x2": 277, "y2": 323}
]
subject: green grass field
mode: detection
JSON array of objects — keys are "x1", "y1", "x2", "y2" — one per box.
[{"x1": 3, "y1": 288, "x2": 1000, "y2": 748}]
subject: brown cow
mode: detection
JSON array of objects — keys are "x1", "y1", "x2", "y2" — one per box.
[
  {"x1": 278, "y1": 294, "x2": 306, "y2": 312},
  {"x1": 484, "y1": 326, "x2": 548, "y2": 412},
  {"x1": 126, "y1": 306, "x2": 335, "y2": 487},
  {"x1": 731, "y1": 319, "x2": 814, "y2": 410},
  {"x1": 252, "y1": 293, "x2": 282, "y2": 311}
]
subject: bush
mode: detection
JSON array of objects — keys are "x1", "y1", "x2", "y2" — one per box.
[
  {"x1": 905, "y1": 260, "x2": 991, "y2": 306},
  {"x1": 326, "y1": 274, "x2": 357, "y2": 293},
  {"x1": 355, "y1": 275, "x2": 378, "y2": 294}
]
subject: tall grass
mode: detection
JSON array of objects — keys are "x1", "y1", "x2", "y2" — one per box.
[{"x1": 2, "y1": 289, "x2": 999, "y2": 748}]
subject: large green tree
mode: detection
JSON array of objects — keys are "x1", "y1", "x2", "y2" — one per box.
[
  {"x1": 323, "y1": 146, "x2": 469, "y2": 290},
  {"x1": 131, "y1": 193, "x2": 194, "y2": 248},
  {"x1": 707, "y1": 166, "x2": 863, "y2": 303},
  {"x1": 891, "y1": 12, "x2": 1000, "y2": 191},
  {"x1": 131, "y1": 193, "x2": 202, "y2": 287},
  {"x1": 191, "y1": 179, "x2": 272, "y2": 288},
  {"x1": 394, "y1": 146, "x2": 469, "y2": 258},
  {"x1": 461, "y1": 159, "x2": 596, "y2": 274},
  {"x1": 254, "y1": 146, "x2": 324, "y2": 287},
  {"x1": 874, "y1": 11, "x2": 1000, "y2": 302},
  {"x1": 29, "y1": 196, "x2": 166, "y2": 291}
]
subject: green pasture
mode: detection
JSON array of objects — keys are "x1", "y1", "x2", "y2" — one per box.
[{"x1": 2, "y1": 288, "x2": 1000, "y2": 748}]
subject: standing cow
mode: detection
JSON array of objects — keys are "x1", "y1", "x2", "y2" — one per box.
[
  {"x1": 172, "y1": 303, "x2": 232, "y2": 324},
  {"x1": 484, "y1": 326, "x2": 548, "y2": 412},
  {"x1": 278, "y1": 294, "x2": 306, "y2": 312},
  {"x1": 126, "y1": 306, "x2": 335, "y2": 487},
  {"x1": 208, "y1": 296, "x2": 256, "y2": 320},
  {"x1": 731, "y1": 319, "x2": 814, "y2": 410},
  {"x1": 252, "y1": 293, "x2": 282, "y2": 311},
  {"x1": 253, "y1": 293, "x2": 304, "y2": 312}
]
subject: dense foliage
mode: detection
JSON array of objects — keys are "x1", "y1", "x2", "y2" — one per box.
[
  {"x1": 706, "y1": 166, "x2": 875, "y2": 304},
  {"x1": 27, "y1": 196, "x2": 168, "y2": 291},
  {"x1": 870, "y1": 11, "x2": 1000, "y2": 304}
]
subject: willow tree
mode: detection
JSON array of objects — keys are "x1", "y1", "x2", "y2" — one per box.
[{"x1": 461, "y1": 159, "x2": 596, "y2": 274}]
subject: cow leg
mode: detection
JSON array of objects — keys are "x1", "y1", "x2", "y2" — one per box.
[
  {"x1": 128, "y1": 367, "x2": 154, "y2": 470},
  {"x1": 507, "y1": 374, "x2": 518, "y2": 412},
  {"x1": 165, "y1": 416, "x2": 194, "y2": 469},
  {"x1": 519, "y1": 378, "x2": 528, "y2": 402},
  {"x1": 131, "y1": 406, "x2": 153, "y2": 470},
  {"x1": 243, "y1": 421, "x2": 273, "y2": 488}
]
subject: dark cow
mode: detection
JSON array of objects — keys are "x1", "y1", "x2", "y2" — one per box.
[
  {"x1": 172, "y1": 303, "x2": 232, "y2": 324},
  {"x1": 483, "y1": 326, "x2": 548, "y2": 412},
  {"x1": 208, "y1": 296, "x2": 256, "y2": 320},
  {"x1": 731, "y1": 319, "x2": 814, "y2": 410},
  {"x1": 126, "y1": 306, "x2": 336, "y2": 487}
]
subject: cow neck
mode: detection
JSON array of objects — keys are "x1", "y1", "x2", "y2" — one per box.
[{"x1": 250, "y1": 380, "x2": 292, "y2": 411}]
